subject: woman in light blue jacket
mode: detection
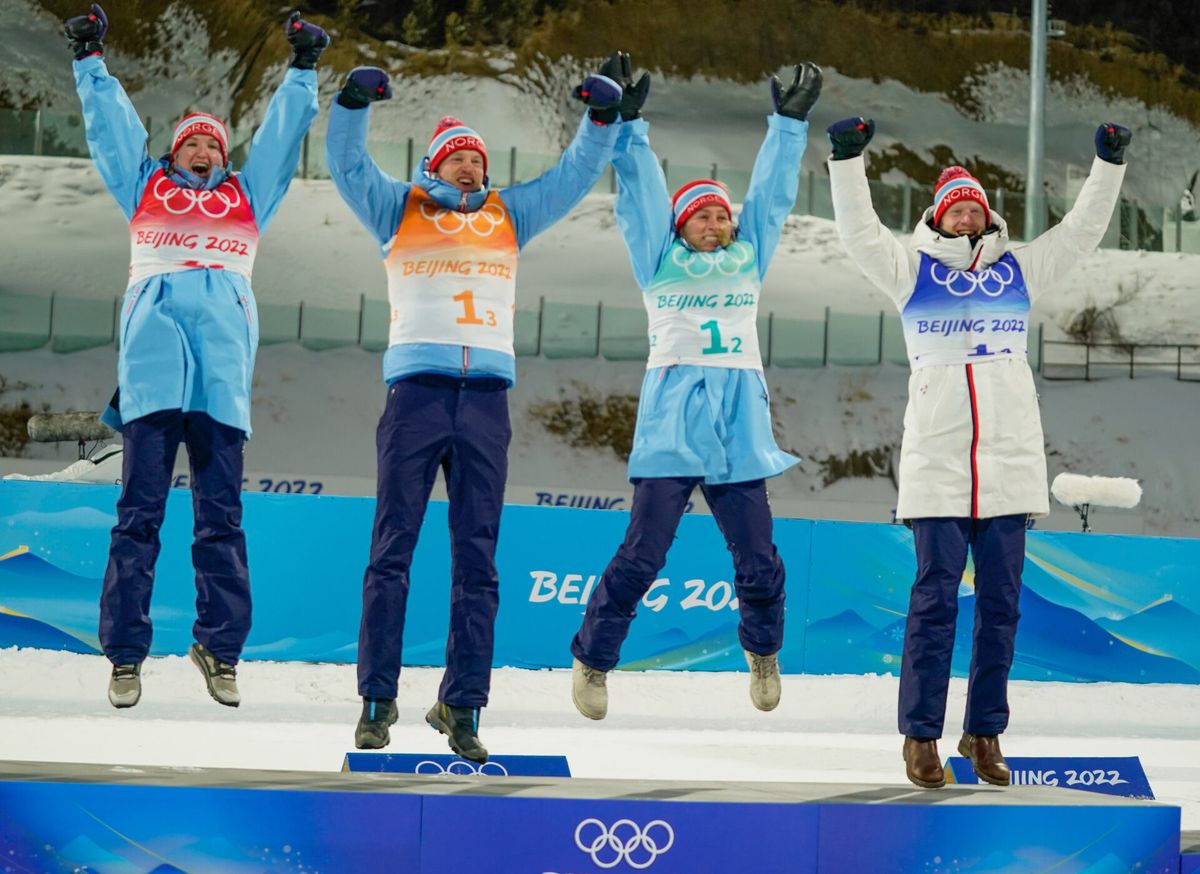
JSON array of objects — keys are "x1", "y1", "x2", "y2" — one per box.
[
  {"x1": 65, "y1": 4, "x2": 326, "y2": 709},
  {"x1": 570, "y1": 57, "x2": 822, "y2": 720}
]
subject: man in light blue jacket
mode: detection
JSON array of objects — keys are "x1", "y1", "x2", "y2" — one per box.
[
  {"x1": 326, "y1": 63, "x2": 622, "y2": 760},
  {"x1": 570, "y1": 56, "x2": 822, "y2": 721},
  {"x1": 65, "y1": 4, "x2": 326, "y2": 709}
]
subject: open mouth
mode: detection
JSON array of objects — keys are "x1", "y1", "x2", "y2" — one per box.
[{"x1": 191, "y1": 162, "x2": 211, "y2": 178}]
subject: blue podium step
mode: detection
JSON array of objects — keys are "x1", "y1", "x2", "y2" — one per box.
[{"x1": 0, "y1": 759, "x2": 1182, "y2": 873}]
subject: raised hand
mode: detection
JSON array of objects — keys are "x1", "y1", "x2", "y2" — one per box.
[
  {"x1": 64, "y1": 3, "x2": 107, "y2": 61},
  {"x1": 337, "y1": 67, "x2": 392, "y2": 110},
  {"x1": 286, "y1": 11, "x2": 330, "y2": 70},
  {"x1": 1095, "y1": 123, "x2": 1132, "y2": 165},
  {"x1": 598, "y1": 50, "x2": 651, "y2": 121},
  {"x1": 771, "y1": 62, "x2": 822, "y2": 122},
  {"x1": 827, "y1": 116, "x2": 875, "y2": 161},
  {"x1": 572, "y1": 72, "x2": 623, "y2": 125}
]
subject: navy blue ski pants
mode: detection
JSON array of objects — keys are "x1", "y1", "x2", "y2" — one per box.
[
  {"x1": 898, "y1": 515, "x2": 1026, "y2": 739},
  {"x1": 572, "y1": 476, "x2": 786, "y2": 672},
  {"x1": 99, "y1": 409, "x2": 250, "y2": 666},
  {"x1": 358, "y1": 375, "x2": 511, "y2": 707}
]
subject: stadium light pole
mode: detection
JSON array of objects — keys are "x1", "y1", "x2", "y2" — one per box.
[{"x1": 1025, "y1": 0, "x2": 1048, "y2": 240}]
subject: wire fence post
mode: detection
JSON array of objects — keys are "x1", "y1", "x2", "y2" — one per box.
[
  {"x1": 406, "y1": 137, "x2": 414, "y2": 178},
  {"x1": 1085, "y1": 342, "x2": 1090, "y2": 381},
  {"x1": 595, "y1": 301, "x2": 603, "y2": 357},
  {"x1": 536, "y1": 295, "x2": 544, "y2": 357},
  {"x1": 877, "y1": 310, "x2": 885, "y2": 364},
  {"x1": 32, "y1": 108, "x2": 43, "y2": 156},
  {"x1": 510, "y1": 145, "x2": 517, "y2": 187},
  {"x1": 301, "y1": 132, "x2": 309, "y2": 180}
]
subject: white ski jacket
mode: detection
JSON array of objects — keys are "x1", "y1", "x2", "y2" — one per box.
[{"x1": 829, "y1": 155, "x2": 1126, "y2": 520}]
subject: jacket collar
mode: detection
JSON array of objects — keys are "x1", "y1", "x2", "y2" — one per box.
[
  {"x1": 414, "y1": 159, "x2": 491, "y2": 211},
  {"x1": 161, "y1": 156, "x2": 230, "y2": 191},
  {"x1": 911, "y1": 207, "x2": 1010, "y2": 269}
]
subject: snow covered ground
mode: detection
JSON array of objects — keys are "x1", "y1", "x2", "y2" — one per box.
[{"x1": 2, "y1": 647, "x2": 1198, "y2": 828}]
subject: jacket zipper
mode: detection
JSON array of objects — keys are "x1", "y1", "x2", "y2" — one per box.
[{"x1": 965, "y1": 363, "x2": 980, "y2": 519}]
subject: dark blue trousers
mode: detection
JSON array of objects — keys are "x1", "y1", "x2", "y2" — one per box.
[
  {"x1": 358, "y1": 376, "x2": 511, "y2": 707},
  {"x1": 898, "y1": 515, "x2": 1026, "y2": 739},
  {"x1": 572, "y1": 477, "x2": 786, "y2": 672},
  {"x1": 99, "y1": 409, "x2": 250, "y2": 666}
]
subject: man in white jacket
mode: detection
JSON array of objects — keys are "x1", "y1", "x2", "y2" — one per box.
[{"x1": 827, "y1": 117, "x2": 1131, "y2": 789}]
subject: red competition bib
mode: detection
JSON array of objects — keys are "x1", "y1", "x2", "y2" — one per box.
[{"x1": 127, "y1": 169, "x2": 259, "y2": 285}]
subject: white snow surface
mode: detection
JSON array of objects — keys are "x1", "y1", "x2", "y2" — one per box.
[{"x1": 1, "y1": 647, "x2": 1198, "y2": 827}]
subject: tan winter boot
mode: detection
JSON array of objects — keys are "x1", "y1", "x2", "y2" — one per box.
[
  {"x1": 745, "y1": 650, "x2": 781, "y2": 712},
  {"x1": 572, "y1": 658, "x2": 608, "y2": 720}
]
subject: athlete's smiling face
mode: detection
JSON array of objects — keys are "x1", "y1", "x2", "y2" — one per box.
[
  {"x1": 680, "y1": 206, "x2": 732, "y2": 252},
  {"x1": 437, "y1": 149, "x2": 485, "y2": 192},
  {"x1": 174, "y1": 135, "x2": 224, "y2": 179},
  {"x1": 939, "y1": 201, "x2": 987, "y2": 237}
]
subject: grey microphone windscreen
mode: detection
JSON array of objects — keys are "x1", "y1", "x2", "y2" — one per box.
[{"x1": 26, "y1": 412, "x2": 115, "y2": 444}]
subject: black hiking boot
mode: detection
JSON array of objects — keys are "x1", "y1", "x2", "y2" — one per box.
[
  {"x1": 355, "y1": 697, "x2": 398, "y2": 750},
  {"x1": 425, "y1": 701, "x2": 488, "y2": 763}
]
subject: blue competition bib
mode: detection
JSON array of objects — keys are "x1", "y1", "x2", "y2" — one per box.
[{"x1": 901, "y1": 252, "x2": 1031, "y2": 368}]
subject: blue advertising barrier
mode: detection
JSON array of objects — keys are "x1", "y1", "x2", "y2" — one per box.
[
  {"x1": 2, "y1": 480, "x2": 1200, "y2": 683},
  {"x1": 0, "y1": 760, "x2": 1182, "y2": 874},
  {"x1": 342, "y1": 752, "x2": 572, "y2": 777},
  {"x1": 946, "y1": 756, "x2": 1155, "y2": 799}
]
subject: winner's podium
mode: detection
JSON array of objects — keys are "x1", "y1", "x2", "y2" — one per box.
[{"x1": 0, "y1": 759, "x2": 1182, "y2": 872}]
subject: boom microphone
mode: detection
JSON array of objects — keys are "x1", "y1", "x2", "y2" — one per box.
[{"x1": 26, "y1": 412, "x2": 115, "y2": 444}]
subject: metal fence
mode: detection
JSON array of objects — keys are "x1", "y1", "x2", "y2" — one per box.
[
  {"x1": 0, "y1": 291, "x2": 1048, "y2": 371},
  {"x1": 2, "y1": 105, "x2": 1187, "y2": 251},
  {"x1": 1041, "y1": 340, "x2": 1200, "y2": 381}
]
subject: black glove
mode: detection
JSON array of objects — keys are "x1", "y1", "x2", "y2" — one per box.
[
  {"x1": 597, "y1": 50, "x2": 651, "y2": 122},
  {"x1": 64, "y1": 3, "x2": 107, "y2": 61},
  {"x1": 827, "y1": 116, "x2": 875, "y2": 161},
  {"x1": 286, "y1": 11, "x2": 330, "y2": 70},
  {"x1": 770, "y1": 62, "x2": 822, "y2": 122},
  {"x1": 1095, "y1": 122, "x2": 1132, "y2": 165},
  {"x1": 337, "y1": 67, "x2": 392, "y2": 109},
  {"x1": 572, "y1": 73, "x2": 623, "y2": 125}
]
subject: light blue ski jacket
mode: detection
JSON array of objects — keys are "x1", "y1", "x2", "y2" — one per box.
[
  {"x1": 76, "y1": 56, "x2": 318, "y2": 435},
  {"x1": 613, "y1": 114, "x2": 808, "y2": 483},
  {"x1": 326, "y1": 102, "x2": 618, "y2": 386}
]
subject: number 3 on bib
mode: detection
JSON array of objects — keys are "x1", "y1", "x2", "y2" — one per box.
[
  {"x1": 700, "y1": 319, "x2": 741, "y2": 355},
  {"x1": 454, "y1": 290, "x2": 497, "y2": 327}
]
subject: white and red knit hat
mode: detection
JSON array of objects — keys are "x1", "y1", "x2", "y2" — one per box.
[
  {"x1": 672, "y1": 179, "x2": 732, "y2": 232},
  {"x1": 426, "y1": 116, "x2": 487, "y2": 175},
  {"x1": 932, "y1": 166, "x2": 989, "y2": 225},
  {"x1": 171, "y1": 112, "x2": 229, "y2": 165}
]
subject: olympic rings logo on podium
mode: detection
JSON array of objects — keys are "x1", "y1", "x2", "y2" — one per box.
[
  {"x1": 673, "y1": 241, "x2": 753, "y2": 278},
  {"x1": 930, "y1": 260, "x2": 1016, "y2": 297},
  {"x1": 574, "y1": 818, "x2": 675, "y2": 869},
  {"x1": 152, "y1": 175, "x2": 241, "y2": 218},
  {"x1": 413, "y1": 759, "x2": 510, "y2": 776},
  {"x1": 418, "y1": 200, "x2": 507, "y2": 237}
]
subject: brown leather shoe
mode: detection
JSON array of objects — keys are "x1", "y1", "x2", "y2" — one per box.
[
  {"x1": 958, "y1": 732, "x2": 1011, "y2": 786},
  {"x1": 902, "y1": 737, "x2": 945, "y2": 789}
]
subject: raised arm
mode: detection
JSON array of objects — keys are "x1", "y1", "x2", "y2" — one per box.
[
  {"x1": 239, "y1": 12, "x2": 327, "y2": 233},
  {"x1": 739, "y1": 63, "x2": 820, "y2": 277},
  {"x1": 610, "y1": 120, "x2": 673, "y2": 289},
  {"x1": 498, "y1": 64, "x2": 623, "y2": 249},
  {"x1": 324, "y1": 67, "x2": 410, "y2": 250},
  {"x1": 66, "y1": 5, "x2": 153, "y2": 220},
  {"x1": 1012, "y1": 124, "x2": 1130, "y2": 304},
  {"x1": 827, "y1": 117, "x2": 918, "y2": 306}
]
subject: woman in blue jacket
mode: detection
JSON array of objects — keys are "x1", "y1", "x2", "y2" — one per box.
[
  {"x1": 65, "y1": 4, "x2": 326, "y2": 710},
  {"x1": 570, "y1": 58, "x2": 822, "y2": 719}
]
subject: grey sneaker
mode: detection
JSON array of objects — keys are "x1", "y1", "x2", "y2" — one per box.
[
  {"x1": 108, "y1": 663, "x2": 141, "y2": 708},
  {"x1": 572, "y1": 657, "x2": 608, "y2": 720},
  {"x1": 745, "y1": 650, "x2": 781, "y2": 712},
  {"x1": 188, "y1": 642, "x2": 240, "y2": 707}
]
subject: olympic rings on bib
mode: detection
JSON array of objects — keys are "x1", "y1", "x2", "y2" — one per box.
[
  {"x1": 418, "y1": 200, "x2": 507, "y2": 237},
  {"x1": 929, "y1": 259, "x2": 1016, "y2": 297},
  {"x1": 574, "y1": 818, "x2": 675, "y2": 870},
  {"x1": 671, "y1": 241, "x2": 753, "y2": 278},
  {"x1": 152, "y1": 174, "x2": 242, "y2": 218}
]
